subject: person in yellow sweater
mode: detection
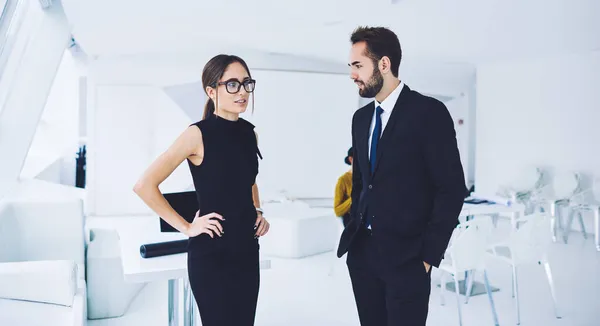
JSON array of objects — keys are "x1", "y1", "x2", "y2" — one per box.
[{"x1": 334, "y1": 147, "x2": 353, "y2": 227}]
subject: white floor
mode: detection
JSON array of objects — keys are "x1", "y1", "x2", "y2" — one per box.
[{"x1": 89, "y1": 221, "x2": 600, "y2": 326}]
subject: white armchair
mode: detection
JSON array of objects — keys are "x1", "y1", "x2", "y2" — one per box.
[{"x1": 0, "y1": 260, "x2": 87, "y2": 326}]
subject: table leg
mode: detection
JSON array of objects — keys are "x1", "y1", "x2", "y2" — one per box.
[
  {"x1": 594, "y1": 208, "x2": 600, "y2": 251},
  {"x1": 168, "y1": 279, "x2": 179, "y2": 326},
  {"x1": 183, "y1": 278, "x2": 195, "y2": 326}
]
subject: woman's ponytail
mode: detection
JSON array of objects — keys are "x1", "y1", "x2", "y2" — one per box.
[{"x1": 203, "y1": 98, "x2": 215, "y2": 120}]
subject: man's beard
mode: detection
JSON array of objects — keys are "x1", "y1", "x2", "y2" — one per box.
[{"x1": 358, "y1": 67, "x2": 384, "y2": 98}]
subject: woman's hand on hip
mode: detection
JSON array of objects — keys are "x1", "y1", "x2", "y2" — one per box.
[
  {"x1": 185, "y1": 210, "x2": 224, "y2": 238},
  {"x1": 254, "y1": 213, "x2": 270, "y2": 238}
]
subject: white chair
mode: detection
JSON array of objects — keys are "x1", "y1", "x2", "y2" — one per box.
[
  {"x1": 438, "y1": 217, "x2": 499, "y2": 326},
  {"x1": 497, "y1": 167, "x2": 544, "y2": 213},
  {"x1": 488, "y1": 213, "x2": 560, "y2": 325},
  {"x1": 548, "y1": 171, "x2": 587, "y2": 243},
  {"x1": 495, "y1": 167, "x2": 550, "y2": 232},
  {"x1": 569, "y1": 176, "x2": 600, "y2": 251}
]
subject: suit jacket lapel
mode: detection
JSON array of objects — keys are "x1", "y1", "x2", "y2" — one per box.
[
  {"x1": 372, "y1": 85, "x2": 411, "y2": 176},
  {"x1": 358, "y1": 102, "x2": 374, "y2": 173}
]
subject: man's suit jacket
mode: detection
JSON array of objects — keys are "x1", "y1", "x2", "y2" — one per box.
[{"x1": 337, "y1": 84, "x2": 467, "y2": 268}]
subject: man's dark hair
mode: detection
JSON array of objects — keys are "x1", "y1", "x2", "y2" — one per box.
[{"x1": 350, "y1": 26, "x2": 402, "y2": 77}]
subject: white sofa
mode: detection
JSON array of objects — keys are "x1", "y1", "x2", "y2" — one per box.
[
  {"x1": 0, "y1": 180, "x2": 87, "y2": 325},
  {"x1": 259, "y1": 201, "x2": 340, "y2": 258},
  {"x1": 0, "y1": 260, "x2": 87, "y2": 326}
]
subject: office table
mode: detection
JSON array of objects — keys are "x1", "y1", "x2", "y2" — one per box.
[{"x1": 118, "y1": 227, "x2": 271, "y2": 326}]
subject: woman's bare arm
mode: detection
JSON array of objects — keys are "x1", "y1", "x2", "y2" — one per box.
[
  {"x1": 252, "y1": 130, "x2": 262, "y2": 210},
  {"x1": 252, "y1": 183, "x2": 261, "y2": 209},
  {"x1": 133, "y1": 126, "x2": 203, "y2": 235},
  {"x1": 252, "y1": 130, "x2": 269, "y2": 237}
]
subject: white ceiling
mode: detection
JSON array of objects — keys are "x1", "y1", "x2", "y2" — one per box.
[
  {"x1": 60, "y1": 0, "x2": 599, "y2": 98},
  {"x1": 61, "y1": 0, "x2": 600, "y2": 63}
]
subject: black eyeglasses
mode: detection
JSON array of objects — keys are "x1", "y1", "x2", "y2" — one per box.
[{"x1": 213, "y1": 78, "x2": 256, "y2": 94}]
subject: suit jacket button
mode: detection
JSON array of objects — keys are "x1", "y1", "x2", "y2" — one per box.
[{"x1": 368, "y1": 185, "x2": 373, "y2": 189}]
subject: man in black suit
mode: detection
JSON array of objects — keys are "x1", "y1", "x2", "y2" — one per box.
[{"x1": 337, "y1": 26, "x2": 467, "y2": 326}]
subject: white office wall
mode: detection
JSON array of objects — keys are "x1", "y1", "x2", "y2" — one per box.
[
  {"x1": 475, "y1": 51, "x2": 600, "y2": 195},
  {"x1": 86, "y1": 56, "x2": 358, "y2": 216},
  {"x1": 444, "y1": 93, "x2": 472, "y2": 186},
  {"x1": 240, "y1": 70, "x2": 356, "y2": 199},
  {"x1": 467, "y1": 83, "x2": 477, "y2": 188},
  {"x1": 88, "y1": 85, "x2": 193, "y2": 216}
]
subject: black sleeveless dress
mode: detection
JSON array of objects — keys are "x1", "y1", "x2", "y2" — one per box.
[{"x1": 186, "y1": 116, "x2": 263, "y2": 326}]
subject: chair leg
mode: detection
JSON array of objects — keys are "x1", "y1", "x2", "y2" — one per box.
[
  {"x1": 483, "y1": 270, "x2": 500, "y2": 326},
  {"x1": 513, "y1": 265, "x2": 521, "y2": 325},
  {"x1": 511, "y1": 212, "x2": 519, "y2": 230},
  {"x1": 491, "y1": 213, "x2": 499, "y2": 228},
  {"x1": 595, "y1": 208, "x2": 600, "y2": 252},
  {"x1": 576, "y1": 211, "x2": 588, "y2": 240},
  {"x1": 453, "y1": 275, "x2": 463, "y2": 326},
  {"x1": 465, "y1": 270, "x2": 474, "y2": 304},
  {"x1": 563, "y1": 207, "x2": 576, "y2": 243},
  {"x1": 543, "y1": 262, "x2": 561, "y2": 319},
  {"x1": 550, "y1": 202, "x2": 558, "y2": 242},
  {"x1": 440, "y1": 272, "x2": 447, "y2": 306},
  {"x1": 511, "y1": 268, "x2": 515, "y2": 298}
]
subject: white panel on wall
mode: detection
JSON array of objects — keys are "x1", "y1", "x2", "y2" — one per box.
[
  {"x1": 21, "y1": 50, "x2": 80, "y2": 180},
  {"x1": 152, "y1": 89, "x2": 194, "y2": 193},
  {"x1": 163, "y1": 82, "x2": 206, "y2": 122},
  {"x1": 240, "y1": 70, "x2": 357, "y2": 199},
  {"x1": 90, "y1": 85, "x2": 198, "y2": 216},
  {"x1": 92, "y1": 86, "x2": 155, "y2": 216},
  {"x1": 444, "y1": 94, "x2": 470, "y2": 185}
]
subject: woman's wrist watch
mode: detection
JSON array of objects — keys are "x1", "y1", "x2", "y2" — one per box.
[{"x1": 256, "y1": 207, "x2": 264, "y2": 216}]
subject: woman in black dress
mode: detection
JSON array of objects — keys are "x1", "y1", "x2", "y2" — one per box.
[{"x1": 134, "y1": 54, "x2": 270, "y2": 326}]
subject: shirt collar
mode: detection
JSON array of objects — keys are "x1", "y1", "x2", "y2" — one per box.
[{"x1": 374, "y1": 81, "x2": 404, "y2": 113}]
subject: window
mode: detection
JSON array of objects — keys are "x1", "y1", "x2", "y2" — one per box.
[{"x1": 0, "y1": 0, "x2": 25, "y2": 114}]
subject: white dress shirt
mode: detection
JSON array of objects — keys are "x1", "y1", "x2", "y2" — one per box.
[{"x1": 368, "y1": 81, "x2": 404, "y2": 158}]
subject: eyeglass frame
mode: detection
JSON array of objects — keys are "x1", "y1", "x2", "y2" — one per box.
[{"x1": 212, "y1": 78, "x2": 256, "y2": 94}]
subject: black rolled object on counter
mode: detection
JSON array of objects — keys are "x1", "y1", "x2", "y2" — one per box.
[{"x1": 140, "y1": 239, "x2": 189, "y2": 258}]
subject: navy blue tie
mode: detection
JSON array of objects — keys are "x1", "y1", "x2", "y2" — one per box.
[{"x1": 370, "y1": 106, "x2": 384, "y2": 174}]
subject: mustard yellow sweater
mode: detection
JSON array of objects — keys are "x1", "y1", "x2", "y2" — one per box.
[{"x1": 334, "y1": 171, "x2": 352, "y2": 217}]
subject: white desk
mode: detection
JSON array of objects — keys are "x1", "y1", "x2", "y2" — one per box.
[
  {"x1": 461, "y1": 202, "x2": 526, "y2": 229},
  {"x1": 118, "y1": 225, "x2": 271, "y2": 326}
]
